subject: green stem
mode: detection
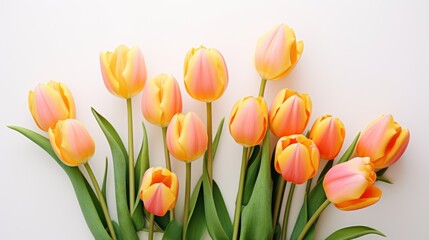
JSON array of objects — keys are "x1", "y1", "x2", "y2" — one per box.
[
  {"x1": 126, "y1": 98, "x2": 135, "y2": 213},
  {"x1": 232, "y1": 147, "x2": 249, "y2": 240},
  {"x1": 297, "y1": 199, "x2": 330, "y2": 240},
  {"x1": 272, "y1": 177, "x2": 286, "y2": 229},
  {"x1": 305, "y1": 178, "x2": 313, "y2": 195},
  {"x1": 149, "y1": 213, "x2": 154, "y2": 240},
  {"x1": 258, "y1": 78, "x2": 267, "y2": 97},
  {"x1": 206, "y1": 102, "x2": 213, "y2": 186},
  {"x1": 84, "y1": 163, "x2": 117, "y2": 240},
  {"x1": 182, "y1": 162, "x2": 192, "y2": 240},
  {"x1": 161, "y1": 126, "x2": 175, "y2": 221},
  {"x1": 281, "y1": 183, "x2": 296, "y2": 240}
]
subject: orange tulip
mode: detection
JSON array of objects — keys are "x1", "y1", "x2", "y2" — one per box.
[
  {"x1": 100, "y1": 45, "x2": 147, "y2": 99},
  {"x1": 140, "y1": 167, "x2": 179, "y2": 216},
  {"x1": 229, "y1": 96, "x2": 268, "y2": 147},
  {"x1": 141, "y1": 74, "x2": 182, "y2": 127},
  {"x1": 323, "y1": 157, "x2": 382, "y2": 211},
  {"x1": 309, "y1": 115, "x2": 346, "y2": 160},
  {"x1": 356, "y1": 115, "x2": 410, "y2": 169},
  {"x1": 28, "y1": 81, "x2": 76, "y2": 132},
  {"x1": 183, "y1": 46, "x2": 228, "y2": 102},
  {"x1": 255, "y1": 24, "x2": 304, "y2": 81},
  {"x1": 48, "y1": 119, "x2": 95, "y2": 166},
  {"x1": 274, "y1": 134, "x2": 319, "y2": 184},
  {"x1": 166, "y1": 112, "x2": 208, "y2": 162},
  {"x1": 269, "y1": 88, "x2": 312, "y2": 137}
]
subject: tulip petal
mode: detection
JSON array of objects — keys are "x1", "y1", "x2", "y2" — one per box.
[
  {"x1": 143, "y1": 183, "x2": 176, "y2": 216},
  {"x1": 334, "y1": 185, "x2": 382, "y2": 211}
]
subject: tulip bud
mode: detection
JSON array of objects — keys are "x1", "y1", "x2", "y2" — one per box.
[
  {"x1": 323, "y1": 157, "x2": 382, "y2": 211},
  {"x1": 141, "y1": 74, "x2": 182, "y2": 127},
  {"x1": 28, "y1": 81, "x2": 76, "y2": 132},
  {"x1": 309, "y1": 115, "x2": 346, "y2": 160},
  {"x1": 166, "y1": 112, "x2": 208, "y2": 162},
  {"x1": 255, "y1": 24, "x2": 304, "y2": 81},
  {"x1": 274, "y1": 134, "x2": 319, "y2": 184},
  {"x1": 183, "y1": 46, "x2": 228, "y2": 102},
  {"x1": 229, "y1": 96, "x2": 268, "y2": 147},
  {"x1": 100, "y1": 45, "x2": 147, "y2": 99},
  {"x1": 140, "y1": 167, "x2": 179, "y2": 216},
  {"x1": 269, "y1": 88, "x2": 312, "y2": 137},
  {"x1": 48, "y1": 119, "x2": 95, "y2": 167},
  {"x1": 356, "y1": 115, "x2": 410, "y2": 169}
]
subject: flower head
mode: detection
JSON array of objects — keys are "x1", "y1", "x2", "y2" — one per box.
[{"x1": 309, "y1": 115, "x2": 346, "y2": 160}]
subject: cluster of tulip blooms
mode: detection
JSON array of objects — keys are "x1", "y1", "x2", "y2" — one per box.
[{"x1": 11, "y1": 23, "x2": 410, "y2": 240}]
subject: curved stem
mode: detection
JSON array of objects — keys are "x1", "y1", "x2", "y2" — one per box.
[
  {"x1": 297, "y1": 199, "x2": 330, "y2": 240},
  {"x1": 149, "y1": 213, "x2": 154, "y2": 240},
  {"x1": 272, "y1": 177, "x2": 286, "y2": 229},
  {"x1": 281, "y1": 183, "x2": 296, "y2": 240},
  {"x1": 182, "y1": 162, "x2": 192, "y2": 240},
  {"x1": 161, "y1": 127, "x2": 172, "y2": 171},
  {"x1": 232, "y1": 147, "x2": 249, "y2": 240},
  {"x1": 258, "y1": 78, "x2": 267, "y2": 97},
  {"x1": 84, "y1": 163, "x2": 117, "y2": 240},
  {"x1": 126, "y1": 98, "x2": 135, "y2": 212},
  {"x1": 206, "y1": 102, "x2": 213, "y2": 186}
]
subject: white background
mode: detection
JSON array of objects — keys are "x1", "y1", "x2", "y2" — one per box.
[{"x1": 1, "y1": 0, "x2": 428, "y2": 239}]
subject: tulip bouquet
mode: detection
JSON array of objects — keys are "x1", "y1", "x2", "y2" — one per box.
[{"x1": 10, "y1": 23, "x2": 410, "y2": 240}]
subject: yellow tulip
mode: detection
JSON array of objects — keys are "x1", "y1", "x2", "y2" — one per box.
[
  {"x1": 100, "y1": 45, "x2": 147, "y2": 98},
  {"x1": 140, "y1": 167, "x2": 179, "y2": 216},
  {"x1": 28, "y1": 81, "x2": 76, "y2": 132},
  {"x1": 274, "y1": 134, "x2": 319, "y2": 184},
  {"x1": 356, "y1": 115, "x2": 410, "y2": 169},
  {"x1": 184, "y1": 46, "x2": 228, "y2": 102},
  {"x1": 229, "y1": 96, "x2": 268, "y2": 147},
  {"x1": 269, "y1": 88, "x2": 312, "y2": 137},
  {"x1": 166, "y1": 112, "x2": 208, "y2": 162},
  {"x1": 309, "y1": 115, "x2": 346, "y2": 160},
  {"x1": 323, "y1": 157, "x2": 382, "y2": 211},
  {"x1": 48, "y1": 119, "x2": 95, "y2": 167},
  {"x1": 141, "y1": 74, "x2": 182, "y2": 127},
  {"x1": 255, "y1": 24, "x2": 304, "y2": 81}
]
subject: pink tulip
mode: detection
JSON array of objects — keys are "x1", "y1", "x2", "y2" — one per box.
[
  {"x1": 141, "y1": 74, "x2": 182, "y2": 127},
  {"x1": 255, "y1": 24, "x2": 304, "y2": 81},
  {"x1": 184, "y1": 46, "x2": 228, "y2": 102},
  {"x1": 166, "y1": 112, "x2": 208, "y2": 162},
  {"x1": 323, "y1": 157, "x2": 382, "y2": 211},
  {"x1": 356, "y1": 115, "x2": 410, "y2": 169},
  {"x1": 274, "y1": 134, "x2": 320, "y2": 184},
  {"x1": 140, "y1": 167, "x2": 179, "y2": 216},
  {"x1": 48, "y1": 119, "x2": 95, "y2": 166},
  {"x1": 309, "y1": 115, "x2": 346, "y2": 160},
  {"x1": 229, "y1": 96, "x2": 268, "y2": 147},
  {"x1": 269, "y1": 88, "x2": 312, "y2": 137},
  {"x1": 100, "y1": 45, "x2": 147, "y2": 99},
  {"x1": 28, "y1": 81, "x2": 76, "y2": 132}
]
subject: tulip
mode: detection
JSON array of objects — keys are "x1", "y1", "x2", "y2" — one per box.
[
  {"x1": 100, "y1": 45, "x2": 147, "y2": 99},
  {"x1": 48, "y1": 119, "x2": 95, "y2": 166},
  {"x1": 183, "y1": 46, "x2": 228, "y2": 102},
  {"x1": 309, "y1": 115, "x2": 346, "y2": 160},
  {"x1": 28, "y1": 81, "x2": 76, "y2": 132},
  {"x1": 323, "y1": 157, "x2": 382, "y2": 211},
  {"x1": 141, "y1": 74, "x2": 182, "y2": 127},
  {"x1": 269, "y1": 88, "x2": 312, "y2": 137},
  {"x1": 229, "y1": 96, "x2": 268, "y2": 147},
  {"x1": 255, "y1": 24, "x2": 304, "y2": 81},
  {"x1": 356, "y1": 115, "x2": 410, "y2": 169},
  {"x1": 140, "y1": 167, "x2": 179, "y2": 216},
  {"x1": 166, "y1": 112, "x2": 208, "y2": 162},
  {"x1": 274, "y1": 134, "x2": 319, "y2": 184}
]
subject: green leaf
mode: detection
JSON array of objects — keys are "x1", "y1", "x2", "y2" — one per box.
[
  {"x1": 317, "y1": 160, "x2": 333, "y2": 183},
  {"x1": 112, "y1": 221, "x2": 124, "y2": 240},
  {"x1": 291, "y1": 133, "x2": 361, "y2": 240},
  {"x1": 154, "y1": 214, "x2": 171, "y2": 231},
  {"x1": 377, "y1": 176, "x2": 393, "y2": 184},
  {"x1": 240, "y1": 133, "x2": 273, "y2": 239},
  {"x1": 213, "y1": 180, "x2": 233, "y2": 237},
  {"x1": 9, "y1": 126, "x2": 111, "y2": 240},
  {"x1": 242, "y1": 146, "x2": 262, "y2": 206},
  {"x1": 376, "y1": 167, "x2": 388, "y2": 177},
  {"x1": 102, "y1": 158, "x2": 109, "y2": 201},
  {"x1": 186, "y1": 178, "x2": 207, "y2": 240},
  {"x1": 162, "y1": 219, "x2": 183, "y2": 240},
  {"x1": 92, "y1": 109, "x2": 139, "y2": 240},
  {"x1": 83, "y1": 173, "x2": 108, "y2": 229},
  {"x1": 325, "y1": 226, "x2": 386, "y2": 240}
]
